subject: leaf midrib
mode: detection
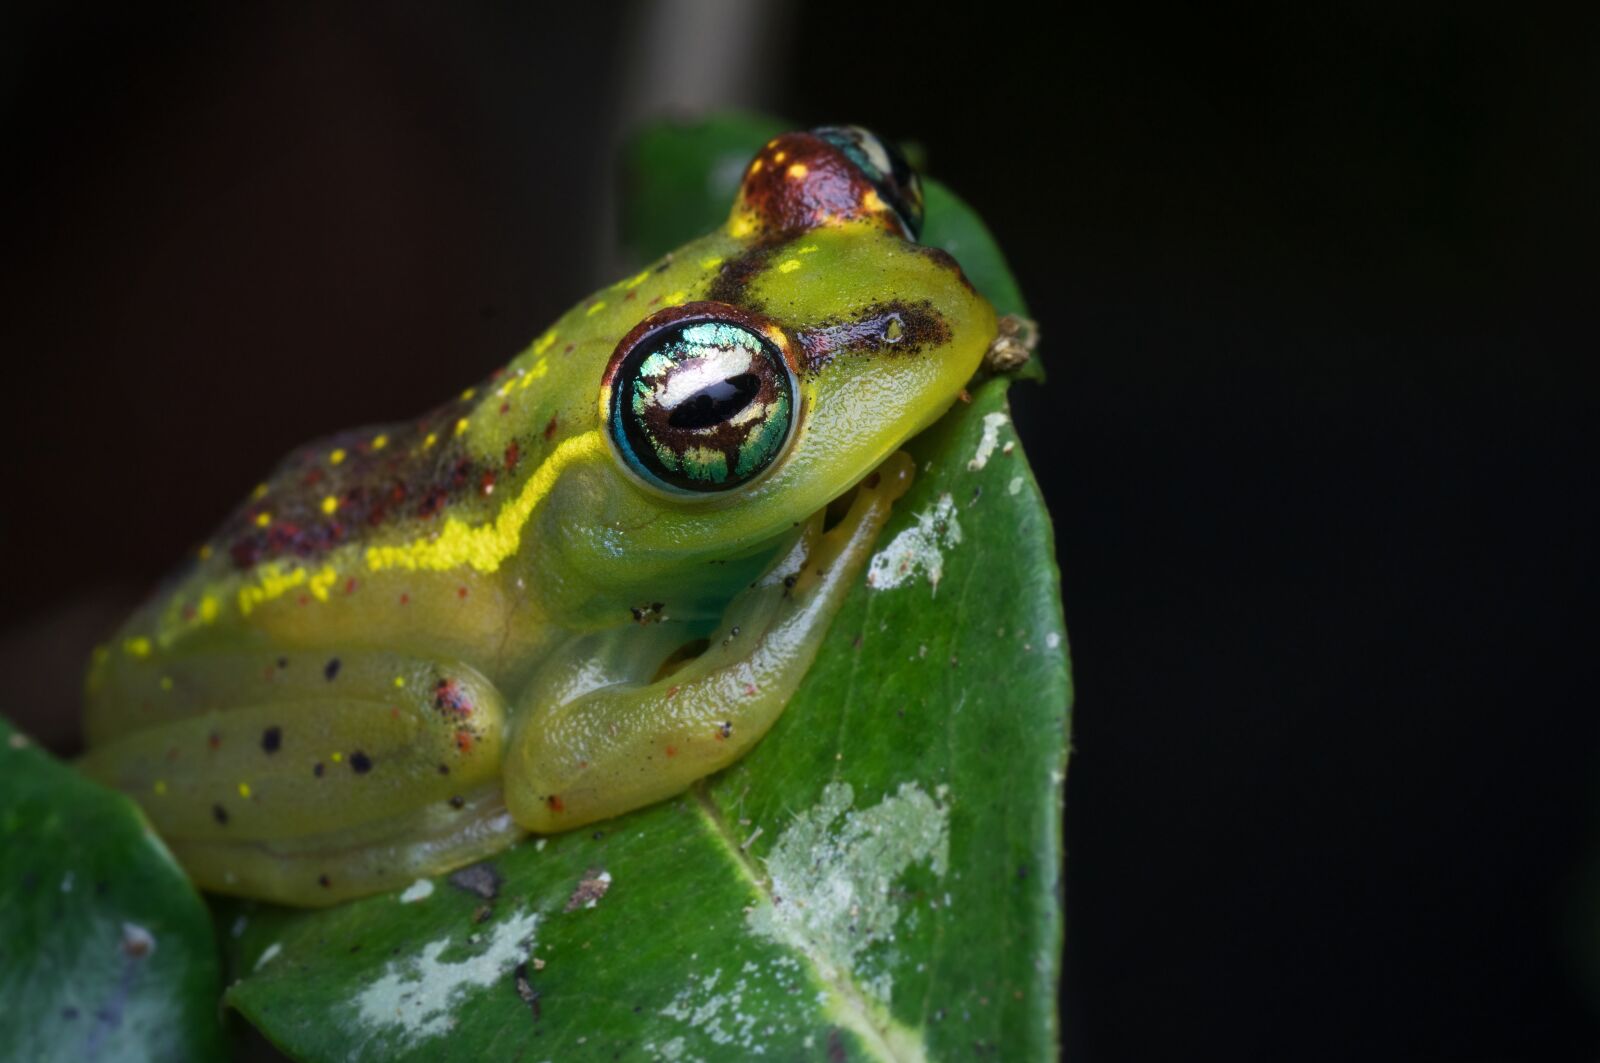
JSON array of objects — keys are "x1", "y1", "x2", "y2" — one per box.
[{"x1": 688, "y1": 782, "x2": 919, "y2": 1062}]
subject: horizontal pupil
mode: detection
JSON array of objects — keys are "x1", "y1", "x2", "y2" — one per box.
[{"x1": 667, "y1": 372, "x2": 760, "y2": 429}]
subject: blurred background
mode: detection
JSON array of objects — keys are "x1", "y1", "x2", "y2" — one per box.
[{"x1": 1, "y1": 3, "x2": 1593, "y2": 1057}]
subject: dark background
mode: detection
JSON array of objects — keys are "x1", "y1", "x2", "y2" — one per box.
[{"x1": 2, "y1": 4, "x2": 1594, "y2": 1058}]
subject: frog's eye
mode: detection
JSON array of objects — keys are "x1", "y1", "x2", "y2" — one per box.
[
  {"x1": 812, "y1": 125, "x2": 925, "y2": 239},
  {"x1": 602, "y1": 302, "x2": 800, "y2": 496}
]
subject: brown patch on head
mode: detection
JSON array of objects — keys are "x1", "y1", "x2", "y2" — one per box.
[
  {"x1": 909, "y1": 244, "x2": 978, "y2": 293},
  {"x1": 795, "y1": 300, "x2": 952, "y2": 373},
  {"x1": 732, "y1": 132, "x2": 905, "y2": 239},
  {"x1": 706, "y1": 235, "x2": 791, "y2": 308}
]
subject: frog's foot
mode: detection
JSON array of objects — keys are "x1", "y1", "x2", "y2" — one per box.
[
  {"x1": 982, "y1": 313, "x2": 1038, "y2": 374},
  {"x1": 78, "y1": 651, "x2": 517, "y2": 905},
  {"x1": 505, "y1": 451, "x2": 915, "y2": 833}
]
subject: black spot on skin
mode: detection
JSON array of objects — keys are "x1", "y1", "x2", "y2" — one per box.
[
  {"x1": 313, "y1": 761, "x2": 325, "y2": 778},
  {"x1": 212, "y1": 803, "x2": 229, "y2": 825},
  {"x1": 324, "y1": 658, "x2": 341, "y2": 681},
  {"x1": 437, "y1": 763, "x2": 450, "y2": 775},
  {"x1": 261, "y1": 726, "x2": 282, "y2": 753},
  {"x1": 277, "y1": 657, "x2": 288, "y2": 669},
  {"x1": 349, "y1": 751, "x2": 373, "y2": 774},
  {"x1": 447, "y1": 863, "x2": 502, "y2": 900},
  {"x1": 318, "y1": 874, "x2": 331, "y2": 888},
  {"x1": 449, "y1": 795, "x2": 465, "y2": 809}
]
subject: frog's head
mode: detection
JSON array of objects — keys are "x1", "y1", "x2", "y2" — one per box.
[{"x1": 540, "y1": 127, "x2": 996, "y2": 621}]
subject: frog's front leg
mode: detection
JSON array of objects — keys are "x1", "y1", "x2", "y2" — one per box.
[
  {"x1": 506, "y1": 453, "x2": 914, "y2": 832},
  {"x1": 78, "y1": 650, "x2": 517, "y2": 905}
]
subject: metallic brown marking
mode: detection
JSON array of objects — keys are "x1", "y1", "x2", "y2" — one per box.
[{"x1": 795, "y1": 300, "x2": 952, "y2": 373}]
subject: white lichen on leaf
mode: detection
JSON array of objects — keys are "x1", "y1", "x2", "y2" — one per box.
[
  {"x1": 967, "y1": 411, "x2": 1011, "y2": 471},
  {"x1": 866, "y1": 494, "x2": 962, "y2": 592},
  {"x1": 350, "y1": 909, "x2": 540, "y2": 1048},
  {"x1": 746, "y1": 781, "x2": 950, "y2": 1007}
]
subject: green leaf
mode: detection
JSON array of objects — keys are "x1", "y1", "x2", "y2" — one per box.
[
  {"x1": 226, "y1": 115, "x2": 1071, "y2": 1061},
  {"x1": 0, "y1": 719, "x2": 226, "y2": 1063}
]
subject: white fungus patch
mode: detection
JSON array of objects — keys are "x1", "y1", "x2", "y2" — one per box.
[
  {"x1": 1008, "y1": 476, "x2": 1024, "y2": 496},
  {"x1": 967, "y1": 412, "x2": 1011, "y2": 471},
  {"x1": 1046, "y1": 632, "x2": 1062, "y2": 650},
  {"x1": 746, "y1": 781, "x2": 950, "y2": 1006},
  {"x1": 351, "y1": 909, "x2": 540, "y2": 1046},
  {"x1": 398, "y1": 878, "x2": 435, "y2": 904},
  {"x1": 866, "y1": 494, "x2": 962, "y2": 592},
  {"x1": 253, "y1": 942, "x2": 282, "y2": 972}
]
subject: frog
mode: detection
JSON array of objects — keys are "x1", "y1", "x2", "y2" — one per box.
[{"x1": 78, "y1": 126, "x2": 998, "y2": 906}]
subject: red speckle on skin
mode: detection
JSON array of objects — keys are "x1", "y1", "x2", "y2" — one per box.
[
  {"x1": 399, "y1": 593, "x2": 410, "y2": 605},
  {"x1": 457, "y1": 586, "x2": 469, "y2": 599},
  {"x1": 665, "y1": 745, "x2": 678, "y2": 758},
  {"x1": 743, "y1": 683, "x2": 759, "y2": 697},
  {"x1": 181, "y1": 603, "x2": 196, "y2": 621},
  {"x1": 302, "y1": 467, "x2": 324, "y2": 487},
  {"x1": 434, "y1": 679, "x2": 473, "y2": 717},
  {"x1": 547, "y1": 794, "x2": 565, "y2": 813},
  {"x1": 455, "y1": 730, "x2": 475, "y2": 753},
  {"x1": 489, "y1": 367, "x2": 504, "y2": 380},
  {"x1": 647, "y1": 296, "x2": 661, "y2": 306},
  {"x1": 666, "y1": 685, "x2": 681, "y2": 699},
  {"x1": 165, "y1": 747, "x2": 180, "y2": 762},
  {"x1": 543, "y1": 416, "x2": 558, "y2": 441},
  {"x1": 563, "y1": 343, "x2": 574, "y2": 355},
  {"x1": 207, "y1": 732, "x2": 221, "y2": 751},
  {"x1": 480, "y1": 470, "x2": 497, "y2": 495},
  {"x1": 344, "y1": 578, "x2": 358, "y2": 595},
  {"x1": 297, "y1": 595, "x2": 311, "y2": 607},
  {"x1": 262, "y1": 666, "x2": 276, "y2": 681},
  {"x1": 499, "y1": 402, "x2": 510, "y2": 415},
  {"x1": 504, "y1": 441, "x2": 520, "y2": 469},
  {"x1": 390, "y1": 707, "x2": 401, "y2": 720}
]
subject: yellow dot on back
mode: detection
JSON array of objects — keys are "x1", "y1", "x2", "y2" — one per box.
[
  {"x1": 774, "y1": 150, "x2": 787, "y2": 163},
  {"x1": 321, "y1": 496, "x2": 338, "y2": 515},
  {"x1": 586, "y1": 300, "x2": 607, "y2": 317},
  {"x1": 779, "y1": 259, "x2": 801, "y2": 273},
  {"x1": 251, "y1": 483, "x2": 269, "y2": 500},
  {"x1": 159, "y1": 676, "x2": 173, "y2": 692},
  {"x1": 624, "y1": 271, "x2": 651, "y2": 290},
  {"x1": 454, "y1": 417, "x2": 470, "y2": 437},
  {"x1": 393, "y1": 676, "x2": 406, "y2": 689},
  {"x1": 749, "y1": 158, "x2": 764, "y2": 175},
  {"x1": 700, "y1": 256, "x2": 724, "y2": 270},
  {"x1": 331, "y1": 752, "x2": 343, "y2": 763},
  {"x1": 330, "y1": 448, "x2": 347, "y2": 465},
  {"x1": 786, "y1": 162, "x2": 808, "y2": 180},
  {"x1": 799, "y1": 245, "x2": 819, "y2": 254},
  {"x1": 371, "y1": 434, "x2": 389, "y2": 450},
  {"x1": 238, "y1": 782, "x2": 252, "y2": 798},
  {"x1": 153, "y1": 780, "x2": 168, "y2": 796},
  {"x1": 199, "y1": 596, "x2": 220, "y2": 622},
  {"x1": 255, "y1": 512, "x2": 272, "y2": 528},
  {"x1": 197, "y1": 544, "x2": 213, "y2": 561},
  {"x1": 663, "y1": 291, "x2": 687, "y2": 306},
  {"x1": 462, "y1": 387, "x2": 477, "y2": 401},
  {"x1": 423, "y1": 432, "x2": 439, "y2": 449}
]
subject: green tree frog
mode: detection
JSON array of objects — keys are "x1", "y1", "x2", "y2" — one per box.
[{"x1": 79, "y1": 127, "x2": 996, "y2": 906}]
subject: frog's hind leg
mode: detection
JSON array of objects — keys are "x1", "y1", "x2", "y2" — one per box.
[
  {"x1": 505, "y1": 452, "x2": 914, "y2": 833},
  {"x1": 78, "y1": 651, "x2": 517, "y2": 905}
]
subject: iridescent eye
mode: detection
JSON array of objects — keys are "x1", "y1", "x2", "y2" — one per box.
[
  {"x1": 602, "y1": 303, "x2": 799, "y2": 495},
  {"x1": 812, "y1": 124, "x2": 924, "y2": 239}
]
